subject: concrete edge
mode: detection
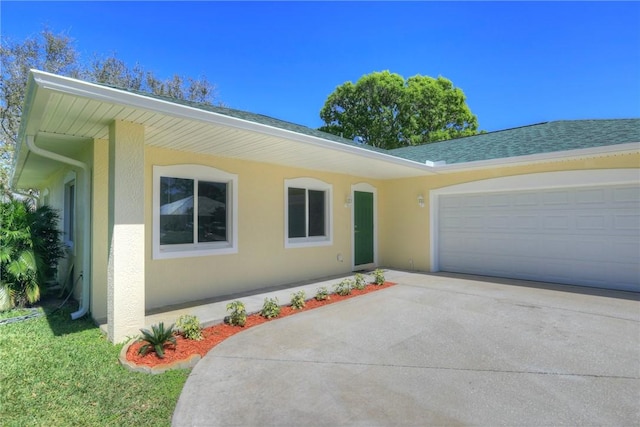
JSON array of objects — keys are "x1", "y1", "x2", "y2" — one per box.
[{"x1": 118, "y1": 338, "x2": 202, "y2": 375}]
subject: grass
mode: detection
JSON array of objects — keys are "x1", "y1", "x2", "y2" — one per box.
[
  {"x1": 0, "y1": 300, "x2": 188, "y2": 426},
  {"x1": 0, "y1": 307, "x2": 33, "y2": 320}
]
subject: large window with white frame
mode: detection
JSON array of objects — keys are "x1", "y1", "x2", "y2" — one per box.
[
  {"x1": 285, "y1": 177, "x2": 332, "y2": 248},
  {"x1": 153, "y1": 164, "x2": 238, "y2": 259}
]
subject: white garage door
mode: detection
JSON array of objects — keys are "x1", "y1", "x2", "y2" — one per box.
[{"x1": 438, "y1": 184, "x2": 640, "y2": 292}]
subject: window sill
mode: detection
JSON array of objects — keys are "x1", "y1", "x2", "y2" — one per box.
[
  {"x1": 285, "y1": 238, "x2": 332, "y2": 249},
  {"x1": 153, "y1": 244, "x2": 238, "y2": 260}
]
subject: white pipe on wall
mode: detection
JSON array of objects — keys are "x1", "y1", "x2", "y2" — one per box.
[{"x1": 26, "y1": 136, "x2": 91, "y2": 320}]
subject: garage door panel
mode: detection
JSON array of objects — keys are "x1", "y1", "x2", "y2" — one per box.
[
  {"x1": 438, "y1": 184, "x2": 640, "y2": 292},
  {"x1": 614, "y1": 187, "x2": 640, "y2": 203},
  {"x1": 613, "y1": 213, "x2": 640, "y2": 231}
]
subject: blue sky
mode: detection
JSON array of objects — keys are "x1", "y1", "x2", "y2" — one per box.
[{"x1": 1, "y1": 1, "x2": 639, "y2": 132}]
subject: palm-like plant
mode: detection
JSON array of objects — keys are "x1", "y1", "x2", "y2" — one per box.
[
  {"x1": 0, "y1": 199, "x2": 65, "y2": 310},
  {"x1": 138, "y1": 322, "x2": 177, "y2": 359},
  {"x1": 1, "y1": 200, "x2": 38, "y2": 308}
]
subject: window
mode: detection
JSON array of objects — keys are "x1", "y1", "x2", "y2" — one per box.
[
  {"x1": 285, "y1": 178, "x2": 332, "y2": 248},
  {"x1": 153, "y1": 165, "x2": 238, "y2": 259},
  {"x1": 63, "y1": 174, "x2": 76, "y2": 252}
]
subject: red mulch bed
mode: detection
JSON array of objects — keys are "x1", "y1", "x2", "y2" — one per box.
[{"x1": 126, "y1": 281, "x2": 395, "y2": 368}]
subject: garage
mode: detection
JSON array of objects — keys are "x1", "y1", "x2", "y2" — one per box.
[{"x1": 436, "y1": 178, "x2": 640, "y2": 292}]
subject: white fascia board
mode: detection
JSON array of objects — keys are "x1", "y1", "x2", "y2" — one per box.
[
  {"x1": 29, "y1": 70, "x2": 439, "y2": 176},
  {"x1": 11, "y1": 73, "x2": 42, "y2": 188},
  {"x1": 429, "y1": 142, "x2": 640, "y2": 173}
]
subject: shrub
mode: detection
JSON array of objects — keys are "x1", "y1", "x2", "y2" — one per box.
[
  {"x1": 334, "y1": 279, "x2": 353, "y2": 296},
  {"x1": 225, "y1": 300, "x2": 247, "y2": 327},
  {"x1": 138, "y1": 322, "x2": 176, "y2": 359},
  {"x1": 176, "y1": 314, "x2": 203, "y2": 341},
  {"x1": 0, "y1": 200, "x2": 65, "y2": 310},
  {"x1": 315, "y1": 286, "x2": 330, "y2": 301},
  {"x1": 290, "y1": 290, "x2": 306, "y2": 310},
  {"x1": 372, "y1": 269, "x2": 385, "y2": 285},
  {"x1": 353, "y1": 273, "x2": 366, "y2": 290},
  {"x1": 261, "y1": 297, "x2": 281, "y2": 319}
]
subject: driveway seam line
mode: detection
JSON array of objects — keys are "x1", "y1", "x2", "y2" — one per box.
[{"x1": 212, "y1": 355, "x2": 639, "y2": 380}]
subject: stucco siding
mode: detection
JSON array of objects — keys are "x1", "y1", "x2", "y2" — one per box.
[
  {"x1": 144, "y1": 146, "x2": 383, "y2": 311},
  {"x1": 91, "y1": 138, "x2": 109, "y2": 321},
  {"x1": 378, "y1": 153, "x2": 640, "y2": 273}
]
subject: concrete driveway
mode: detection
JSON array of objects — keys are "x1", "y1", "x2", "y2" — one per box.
[{"x1": 172, "y1": 271, "x2": 640, "y2": 426}]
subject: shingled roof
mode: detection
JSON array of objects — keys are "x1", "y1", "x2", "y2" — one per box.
[
  {"x1": 387, "y1": 119, "x2": 640, "y2": 164},
  {"x1": 95, "y1": 82, "x2": 639, "y2": 164}
]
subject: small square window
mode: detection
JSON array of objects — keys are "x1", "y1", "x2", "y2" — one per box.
[{"x1": 285, "y1": 178, "x2": 332, "y2": 248}]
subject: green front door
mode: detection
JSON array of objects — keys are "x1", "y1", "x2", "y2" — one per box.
[{"x1": 354, "y1": 191, "x2": 374, "y2": 266}]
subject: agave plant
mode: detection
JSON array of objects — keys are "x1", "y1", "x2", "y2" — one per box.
[{"x1": 138, "y1": 322, "x2": 177, "y2": 358}]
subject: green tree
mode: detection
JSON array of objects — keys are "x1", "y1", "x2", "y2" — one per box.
[
  {"x1": 0, "y1": 28, "x2": 221, "y2": 192},
  {"x1": 319, "y1": 70, "x2": 479, "y2": 149}
]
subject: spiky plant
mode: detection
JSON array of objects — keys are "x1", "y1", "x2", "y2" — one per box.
[{"x1": 138, "y1": 322, "x2": 176, "y2": 359}]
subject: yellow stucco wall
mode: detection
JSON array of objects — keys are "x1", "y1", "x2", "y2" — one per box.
[
  {"x1": 41, "y1": 136, "x2": 638, "y2": 322},
  {"x1": 143, "y1": 146, "x2": 384, "y2": 311},
  {"x1": 91, "y1": 139, "x2": 109, "y2": 321},
  {"x1": 378, "y1": 153, "x2": 640, "y2": 272}
]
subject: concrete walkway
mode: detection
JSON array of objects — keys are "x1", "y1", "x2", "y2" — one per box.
[
  {"x1": 172, "y1": 271, "x2": 640, "y2": 426},
  {"x1": 144, "y1": 271, "x2": 383, "y2": 329}
]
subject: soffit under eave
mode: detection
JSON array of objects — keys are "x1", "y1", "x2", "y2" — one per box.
[{"x1": 19, "y1": 82, "x2": 439, "y2": 181}]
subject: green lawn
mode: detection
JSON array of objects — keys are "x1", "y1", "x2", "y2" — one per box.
[{"x1": 0, "y1": 301, "x2": 189, "y2": 426}]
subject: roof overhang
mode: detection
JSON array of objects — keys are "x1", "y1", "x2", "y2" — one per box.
[
  {"x1": 12, "y1": 70, "x2": 441, "y2": 189},
  {"x1": 11, "y1": 70, "x2": 639, "y2": 190}
]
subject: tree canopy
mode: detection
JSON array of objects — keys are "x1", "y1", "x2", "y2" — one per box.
[
  {"x1": 319, "y1": 71, "x2": 479, "y2": 149},
  {"x1": 0, "y1": 28, "x2": 221, "y2": 192}
]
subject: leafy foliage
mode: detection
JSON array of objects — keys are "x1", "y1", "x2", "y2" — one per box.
[
  {"x1": 334, "y1": 279, "x2": 353, "y2": 296},
  {"x1": 290, "y1": 290, "x2": 306, "y2": 310},
  {"x1": 0, "y1": 199, "x2": 65, "y2": 309},
  {"x1": 138, "y1": 322, "x2": 177, "y2": 359},
  {"x1": 225, "y1": 300, "x2": 246, "y2": 327},
  {"x1": 260, "y1": 297, "x2": 281, "y2": 319},
  {"x1": 315, "y1": 286, "x2": 330, "y2": 301},
  {"x1": 372, "y1": 269, "x2": 386, "y2": 285},
  {"x1": 319, "y1": 70, "x2": 478, "y2": 149},
  {"x1": 176, "y1": 314, "x2": 203, "y2": 341},
  {"x1": 353, "y1": 273, "x2": 366, "y2": 290},
  {"x1": 0, "y1": 28, "x2": 221, "y2": 191}
]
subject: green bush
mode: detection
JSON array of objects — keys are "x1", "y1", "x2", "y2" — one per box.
[
  {"x1": 176, "y1": 314, "x2": 203, "y2": 341},
  {"x1": 315, "y1": 286, "x2": 330, "y2": 301},
  {"x1": 372, "y1": 269, "x2": 385, "y2": 285},
  {"x1": 225, "y1": 300, "x2": 247, "y2": 326},
  {"x1": 261, "y1": 297, "x2": 281, "y2": 319},
  {"x1": 0, "y1": 200, "x2": 65, "y2": 310},
  {"x1": 290, "y1": 290, "x2": 306, "y2": 310},
  {"x1": 334, "y1": 279, "x2": 353, "y2": 296},
  {"x1": 353, "y1": 273, "x2": 366, "y2": 290},
  {"x1": 138, "y1": 322, "x2": 176, "y2": 359}
]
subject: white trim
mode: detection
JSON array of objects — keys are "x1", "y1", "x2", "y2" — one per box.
[
  {"x1": 429, "y1": 169, "x2": 640, "y2": 272},
  {"x1": 351, "y1": 183, "x2": 378, "y2": 271},
  {"x1": 63, "y1": 171, "x2": 77, "y2": 254},
  {"x1": 24, "y1": 71, "x2": 640, "y2": 181},
  {"x1": 428, "y1": 142, "x2": 640, "y2": 173},
  {"x1": 284, "y1": 177, "x2": 333, "y2": 248},
  {"x1": 152, "y1": 164, "x2": 238, "y2": 259},
  {"x1": 41, "y1": 188, "x2": 50, "y2": 207},
  {"x1": 29, "y1": 70, "x2": 433, "y2": 174}
]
